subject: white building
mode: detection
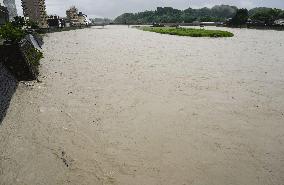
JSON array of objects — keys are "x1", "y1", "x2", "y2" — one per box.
[
  {"x1": 274, "y1": 19, "x2": 284, "y2": 26},
  {"x1": 78, "y1": 12, "x2": 91, "y2": 26}
]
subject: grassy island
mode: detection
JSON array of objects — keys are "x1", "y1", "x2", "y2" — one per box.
[{"x1": 141, "y1": 27, "x2": 234, "y2": 38}]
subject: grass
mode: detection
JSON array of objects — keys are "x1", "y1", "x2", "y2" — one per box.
[
  {"x1": 24, "y1": 46, "x2": 43, "y2": 77},
  {"x1": 141, "y1": 27, "x2": 234, "y2": 38}
]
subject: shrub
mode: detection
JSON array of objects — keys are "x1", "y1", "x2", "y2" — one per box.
[
  {"x1": 27, "y1": 47, "x2": 43, "y2": 67},
  {"x1": 12, "y1": 16, "x2": 26, "y2": 28},
  {"x1": 0, "y1": 23, "x2": 25, "y2": 43},
  {"x1": 26, "y1": 20, "x2": 40, "y2": 29}
]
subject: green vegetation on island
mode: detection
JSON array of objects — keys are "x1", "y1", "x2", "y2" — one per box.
[{"x1": 140, "y1": 27, "x2": 234, "y2": 38}]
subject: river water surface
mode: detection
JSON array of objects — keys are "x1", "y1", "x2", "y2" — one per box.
[{"x1": 0, "y1": 26, "x2": 284, "y2": 185}]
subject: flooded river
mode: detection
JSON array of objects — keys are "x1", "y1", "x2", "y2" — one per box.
[{"x1": 1, "y1": 26, "x2": 284, "y2": 185}]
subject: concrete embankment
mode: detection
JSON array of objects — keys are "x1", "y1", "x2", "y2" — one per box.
[{"x1": 0, "y1": 62, "x2": 17, "y2": 123}]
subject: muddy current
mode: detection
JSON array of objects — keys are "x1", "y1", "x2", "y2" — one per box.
[{"x1": 0, "y1": 26, "x2": 284, "y2": 185}]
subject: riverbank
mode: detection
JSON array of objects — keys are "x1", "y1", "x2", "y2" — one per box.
[
  {"x1": 114, "y1": 23, "x2": 284, "y2": 31},
  {"x1": 0, "y1": 26, "x2": 284, "y2": 185},
  {"x1": 0, "y1": 62, "x2": 17, "y2": 123},
  {"x1": 37, "y1": 25, "x2": 91, "y2": 34}
]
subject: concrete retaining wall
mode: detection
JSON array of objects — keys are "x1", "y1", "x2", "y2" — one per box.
[
  {"x1": 0, "y1": 62, "x2": 17, "y2": 123},
  {"x1": 0, "y1": 38, "x2": 40, "y2": 81}
]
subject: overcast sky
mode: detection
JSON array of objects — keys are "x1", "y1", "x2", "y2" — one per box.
[{"x1": 15, "y1": 0, "x2": 284, "y2": 19}]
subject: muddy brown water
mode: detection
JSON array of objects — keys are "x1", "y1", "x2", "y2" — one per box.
[{"x1": 0, "y1": 26, "x2": 284, "y2": 185}]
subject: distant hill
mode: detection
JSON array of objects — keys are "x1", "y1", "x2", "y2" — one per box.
[
  {"x1": 114, "y1": 5, "x2": 284, "y2": 24},
  {"x1": 90, "y1": 18, "x2": 113, "y2": 24},
  {"x1": 114, "y1": 5, "x2": 238, "y2": 24},
  {"x1": 248, "y1": 7, "x2": 275, "y2": 16}
]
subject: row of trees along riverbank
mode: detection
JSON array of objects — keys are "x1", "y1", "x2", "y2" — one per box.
[{"x1": 114, "y1": 5, "x2": 284, "y2": 27}]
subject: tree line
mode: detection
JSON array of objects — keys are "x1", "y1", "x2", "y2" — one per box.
[{"x1": 114, "y1": 5, "x2": 284, "y2": 26}]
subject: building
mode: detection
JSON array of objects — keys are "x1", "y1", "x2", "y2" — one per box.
[
  {"x1": 0, "y1": 0, "x2": 17, "y2": 20},
  {"x1": 78, "y1": 12, "x2": 91, "y2": 26},
  {"x1": 246, "y1": 18, "x2": 266, "y2": 26},
  {"x1": 274, "y1": 19, "x2": 284, "y2": 26},
  {"x1": 21, "y1": 0, "x2": 48, "y2": 28},
  {"x1": 66, "y1": 6, "x2": 78, "y2": 20},
  {"x1": 66, "y1": 6, "x2": 90, "y2": 26},
  {"x1": 47, "y1": 15, "x2": 65, "y2": 28},
  {"x1": 0, "y1": 3, "x2": 9, "y2": 25},
  {"x1": 66, "y1": 6, "x2": 80, "y2": 26}
]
